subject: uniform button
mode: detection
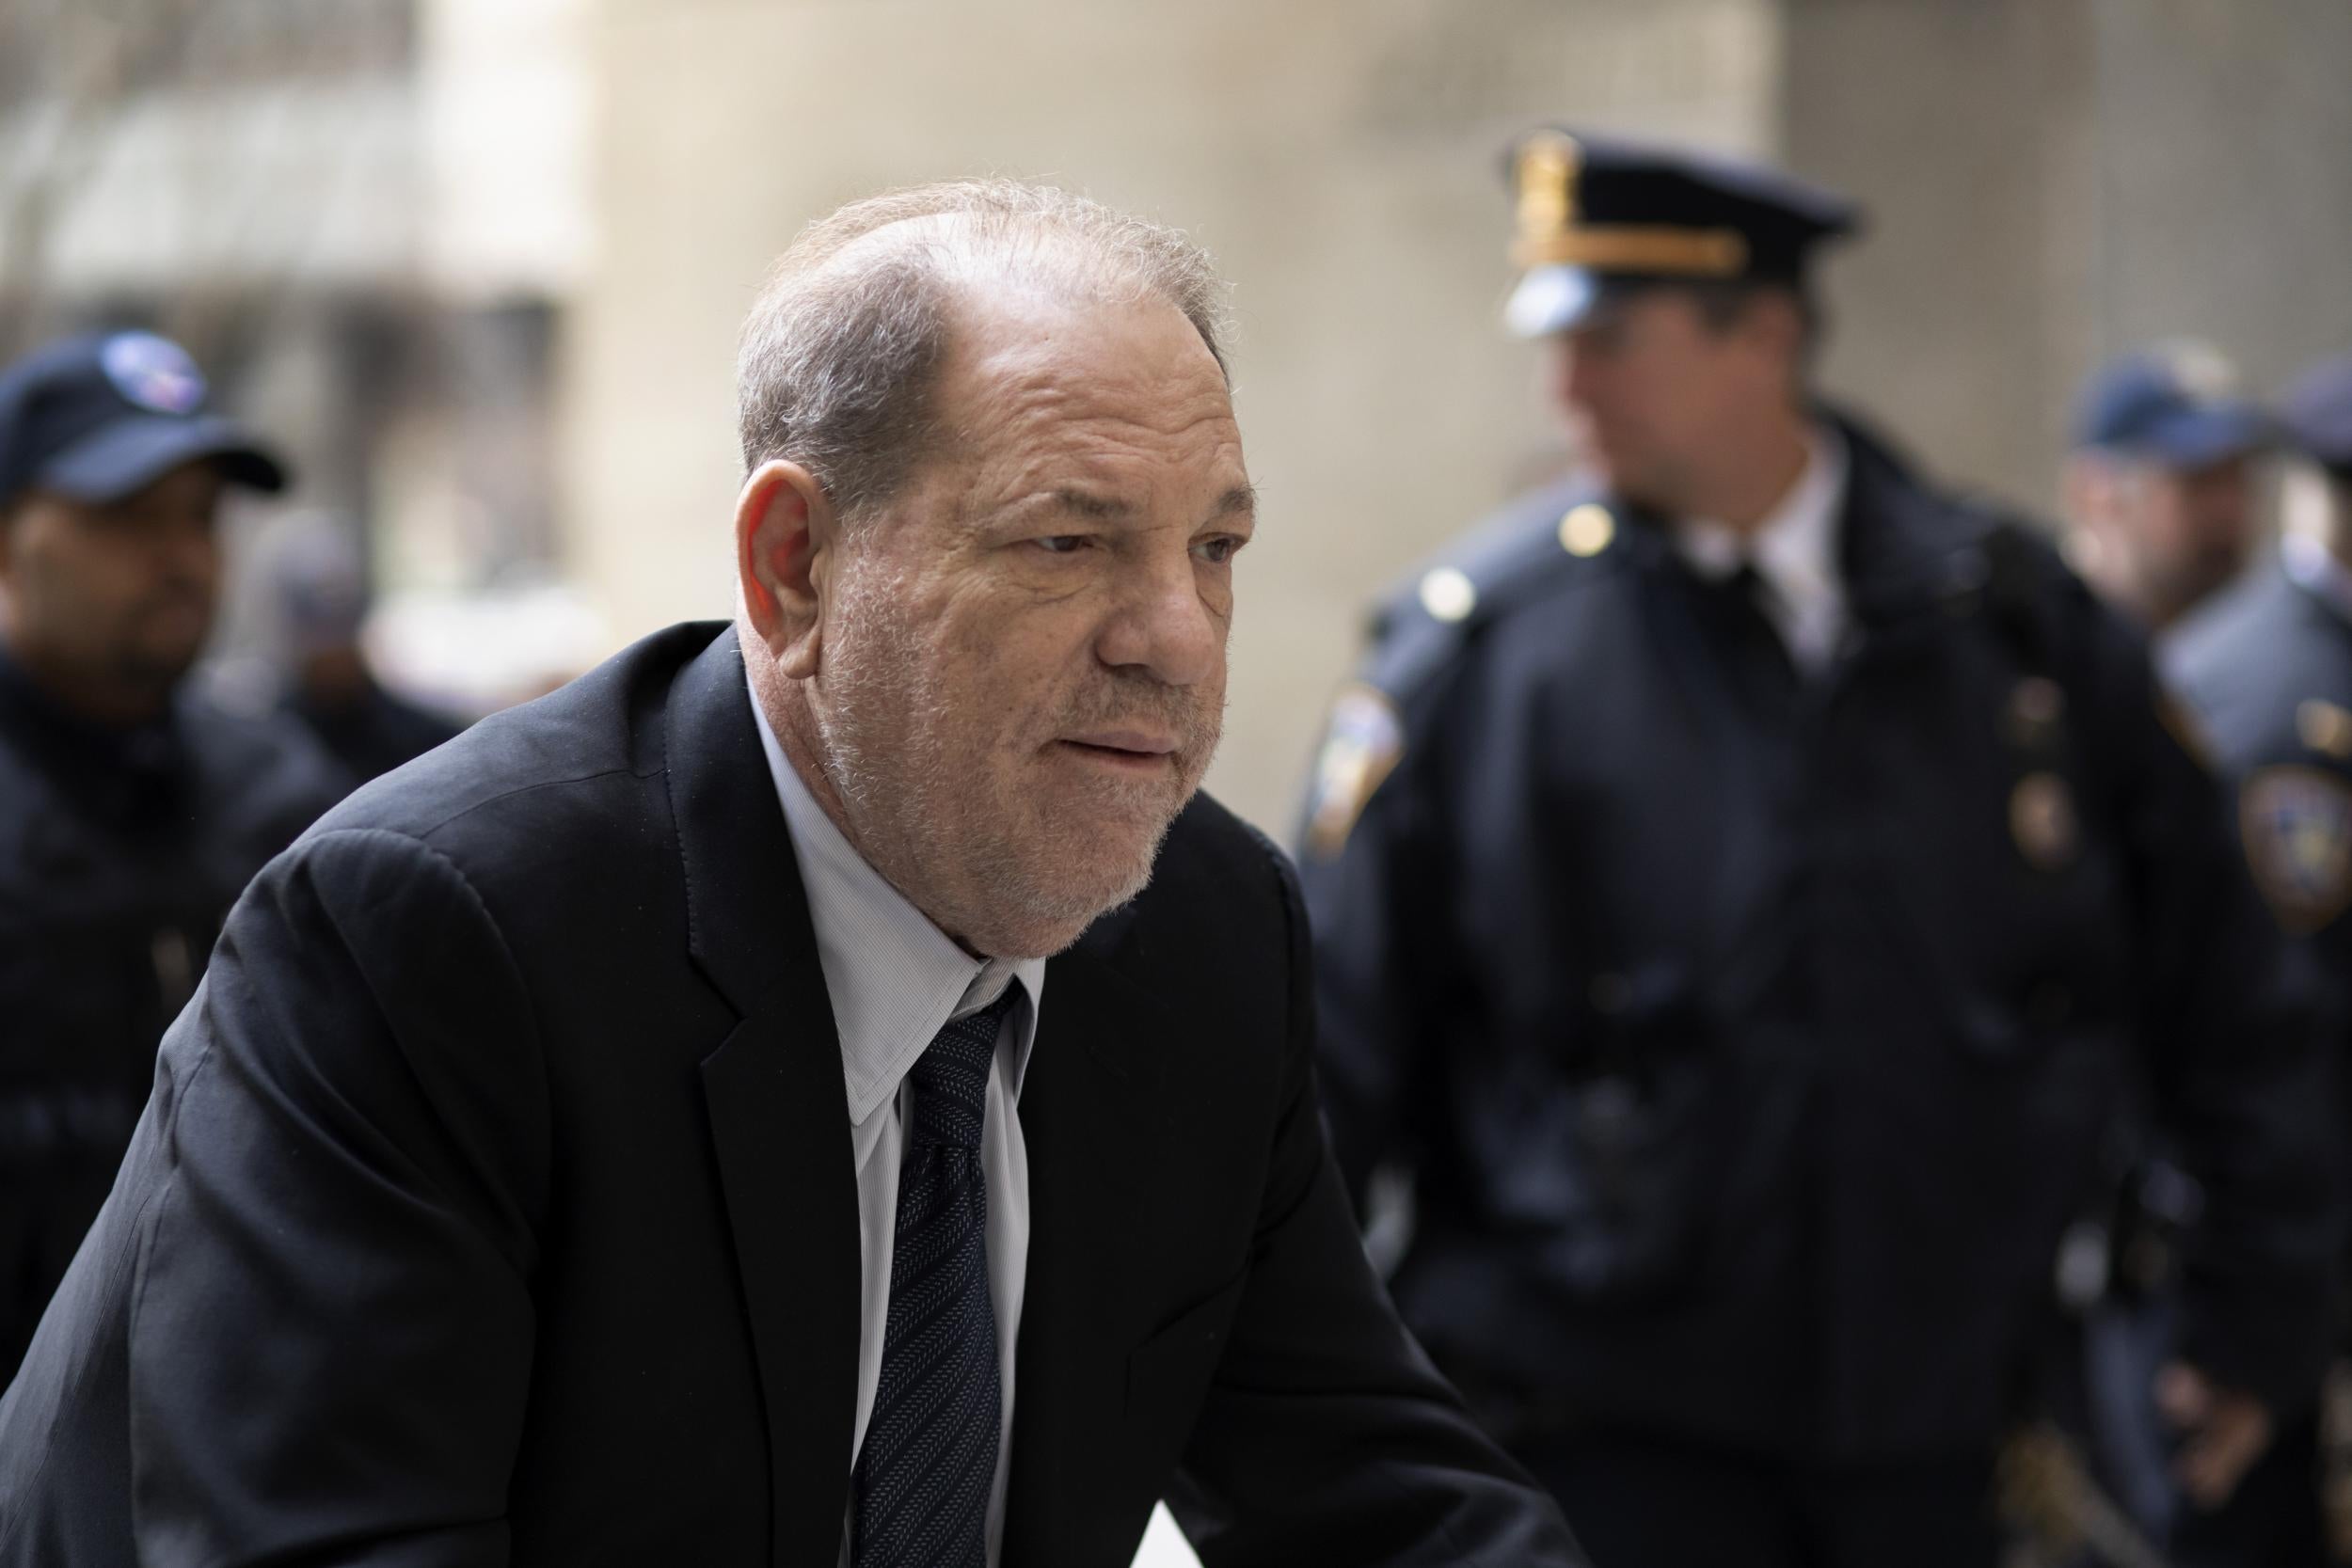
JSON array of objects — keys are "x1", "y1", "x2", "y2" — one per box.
[
  {"x1": 1558, "y1": 503, "x2": 1616, "y2": 558},
  {"x1": 1418, "y1": 566, "x2": 1477, "y2": 623},
  {"x1": 2296, "y1": 698, "x2": 2352, "y2": 760}
]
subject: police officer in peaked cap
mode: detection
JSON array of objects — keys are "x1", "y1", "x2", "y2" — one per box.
[
  {"x1": 1295, "y1": 131, "x2": 2339, "y2": 1566},
  {"x1": 0, "y1": 329, "x2": 348, "y2": 1380}
]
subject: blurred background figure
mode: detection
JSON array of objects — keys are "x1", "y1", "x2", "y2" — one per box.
[
  {"x1": 1294, "y1": 129, "x2": 2336, "y2": 1568},
  {"x1": 0, "y1": 328, "x2": 345, "y2": 1379},
  {"x1": 2064, "y1": 343, "x2": 2276, "y2": 634},
  {"x1": 2159, "y1": 351, "x2": 2352, "y2": 1568},
  {"x1": 248, "y1": 511, "x2": 464, "y2": 784}
]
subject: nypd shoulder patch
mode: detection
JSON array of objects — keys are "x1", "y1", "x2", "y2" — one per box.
[
  {"x1": 1303, "y1": 683, "x2": 1404, "y2": 859},
  {"x1": 2240, "y1": 766, "x2": 2352, "y2": 935}
]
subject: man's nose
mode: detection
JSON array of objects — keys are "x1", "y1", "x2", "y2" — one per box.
[{"x1": 1096, "y1": 546, "x2": 1219, "y2": 687}]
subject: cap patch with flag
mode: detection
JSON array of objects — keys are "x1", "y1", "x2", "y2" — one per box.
[
  {"x1": 2239, "y1": 766, "x2": 2352, "y2": 934},
  {"x1": 100, "y1": 333, "x2": 207, "y2": 416}
]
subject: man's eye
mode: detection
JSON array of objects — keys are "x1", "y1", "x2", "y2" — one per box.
[
  {"x1": 1034, "y1": 535, "x2": 1089, "y2": 556},
  {"x1": 1193, "y1": 536, "x2": 1243, "y2": 565}
]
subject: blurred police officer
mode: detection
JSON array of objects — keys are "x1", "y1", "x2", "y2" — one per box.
[
  {"x1": 0, "y1": 329, "x2": 346, "y2": 1378},
  {"x1": 2165, "y1": 352, "x2": 2352, "y2": 1566},
  {"x1": 1295, "y1": 130, "x2": 2338, "y2": 1568},
  {"x1": 258, "y1": 513, "x2": 463, "y2": 784},
  {"x1": 2066, "y1": 343, "x2": 2274, "y2": 632}
]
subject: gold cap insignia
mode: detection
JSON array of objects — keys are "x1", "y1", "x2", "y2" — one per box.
[
  {"x1": 1305, "y1": 684, "x2": 1406, "y2": 859},
  {"x1": 1515, "y1": 132, "x2": 1580, "y2": 261},
  {"x1": 2011, "y1": 771, "x2": 2081, "y2": 872}
]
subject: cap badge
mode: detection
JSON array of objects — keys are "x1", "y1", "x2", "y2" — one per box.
[
  {"x1": 2159, "y1": 341, "x2": 2239, "y2": 403},
  {"x1": 100, "y1": 332, "x2": 206, "y2": 416},
  {"x1": 1515, "y1": 132, "x2": 1580, "y2": 256}
]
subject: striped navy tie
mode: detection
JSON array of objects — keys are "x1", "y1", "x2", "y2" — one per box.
[{"x1": 850, "y1": 990, "x2": 1016, "y2": 1568}]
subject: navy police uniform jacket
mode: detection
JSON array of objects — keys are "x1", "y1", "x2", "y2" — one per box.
[
  {"x1": 2172, "y1": 558, "x2": 2352, "y2": 1270},
  {"x1": 1297, "y1": 421, "x2": 2338, "y2": 1465},
  {"x1": 2170, "y1": 559, "x2": 2352, "y2": 987},
  {"x1": 0, "y1": 654, "x2": 346, "y2": 1378}
]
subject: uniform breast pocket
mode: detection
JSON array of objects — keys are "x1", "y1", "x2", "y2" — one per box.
[{"x1": 1892, "y1": 802, "x2": 2132, "y2": 1067}]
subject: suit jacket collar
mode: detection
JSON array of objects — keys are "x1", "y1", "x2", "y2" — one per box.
[
  {"x1": 1005, "y1": 900, "x2": 1174, "y2": 1565},
  {"x1": 664, "y1": 624, "x2": 1178, "y2": 1564},
  {"x1": 664, "y1": 624, "x2": 862, "y2": 1564}
]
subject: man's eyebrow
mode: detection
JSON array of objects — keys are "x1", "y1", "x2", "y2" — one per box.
[
  {"x1": 1212, "y1": 483, "x2": 1258, "y2": 522},
  {"x1": 1042, "y1": 487, "x2": 1132, "y2": 520},
  {"x1": 999, "y1": 482, "x2": 1256, "y2": 525}
]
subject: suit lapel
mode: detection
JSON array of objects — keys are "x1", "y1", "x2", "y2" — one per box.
[
  {"x1": 1003, "y1": 920, "x2": 1171, "y2": 1564},
  {"x1": 665, "y1": 626, "x2": 859, "y2": 1566}
]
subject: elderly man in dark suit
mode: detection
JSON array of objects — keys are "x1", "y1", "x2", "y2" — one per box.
[{"x1": 0, "y1": 182, "x2": 1580, "y2": 1568}]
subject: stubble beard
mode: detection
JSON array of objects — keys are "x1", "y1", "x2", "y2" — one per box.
[{"x1": 812, "y1": 565, "x2": 1219, "y2": 960}]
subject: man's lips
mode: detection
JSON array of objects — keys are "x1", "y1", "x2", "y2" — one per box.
[{"x1": 1057, "y1": 730, "x2": 1181, "y2": 770}]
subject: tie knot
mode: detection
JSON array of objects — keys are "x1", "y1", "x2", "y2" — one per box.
[{"x1": 907, "y1": 990, "x2": 1016, "y2": 1149}]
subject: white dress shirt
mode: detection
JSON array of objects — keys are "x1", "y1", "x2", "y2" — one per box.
[
  {"x1": 1672, "y1": 426, "x2": 1852, "y2": 673},
  {"x1": 751, "y1": 696, "x2": 1044, "y2": 1568}
]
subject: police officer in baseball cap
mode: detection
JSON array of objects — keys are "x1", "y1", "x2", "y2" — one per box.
[
  {"x1": 2065, "y1": 341, "x2": 2276, "y2": 631},
  {"x1": 1298, "y1": 131, "x2": 2335, "y2": 1567},
  {"x1": 0, "y1": 329, "x2": 346, "y2": 1378},
  {"x1": 2166, "y1": 351, "x2": 2352, "y2": 1564}
]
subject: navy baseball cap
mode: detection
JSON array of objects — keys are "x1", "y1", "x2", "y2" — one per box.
[
  {"x1": 2070, "y1": 342, "x2": 2274, "y2": 468},
  {"x1": 2279, "y1": 353, "x2": 2352, "y2": 479},
  {"x1": 1501, "y1": 128, "x2": 1861, "y2": 339},
  {"x1": 0, "y1": 329, "x2": 287, "y2": 510}
]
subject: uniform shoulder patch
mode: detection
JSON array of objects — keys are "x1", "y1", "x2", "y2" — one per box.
[
  {"x1": 1303, "y1": 683, "x2": 1404, "y2": 859},
  {"x1": 2240, "y1": 765, "x2": 2352, "y2": 935}
]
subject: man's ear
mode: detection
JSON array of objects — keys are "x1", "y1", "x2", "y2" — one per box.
[{"x1": 735, "y1": 459, "x2": 835, "y2": 680}]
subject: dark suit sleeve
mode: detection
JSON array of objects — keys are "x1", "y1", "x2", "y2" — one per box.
[
  {"x1": 128, "y1": 827, "x2": 548, "y2": 1566},
  {"x1": 2079, "y1": 604, "x2": 2341, "y2": 1412},
  {"x1": 1165, "y1": 844, "x2": 1582, "y2": 1567}
]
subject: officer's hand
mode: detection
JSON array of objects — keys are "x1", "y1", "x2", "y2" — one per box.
[{"x1": 2155, "y1": 1362, "x2": 2274, "y2": 1508}]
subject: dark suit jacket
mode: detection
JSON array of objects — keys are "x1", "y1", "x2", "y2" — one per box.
[{"x1": 0, "y1": 623, "x2": 1576, "y2": 1568}]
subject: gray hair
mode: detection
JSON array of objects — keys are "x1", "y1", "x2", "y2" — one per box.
[{"x1": 735, "y1": 180, "x2": 1231, "y2": 522}]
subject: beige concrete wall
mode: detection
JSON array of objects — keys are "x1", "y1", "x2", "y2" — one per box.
[
  {"x1": 561, "y1": 0, "x2": 1782, "y2": 834},
  {"x1": 1783, "y1": 0, "x2": 2100, "y2": 516},
  {"x1": 1784, "y1": 0, "x2": 2352, "y2": 519}
]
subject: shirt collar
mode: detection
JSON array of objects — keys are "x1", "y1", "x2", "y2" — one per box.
[
  {"x1": 1673, "y1": 425, "x2": 1849, "y2": 595},
  {"x1": 2283, "y1": 531, "x2": 2352, "y2": 627},
  {"x1": 748, "y1": 689, "x2": 1045, "y2": 1130}
]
